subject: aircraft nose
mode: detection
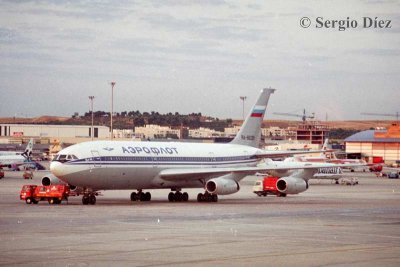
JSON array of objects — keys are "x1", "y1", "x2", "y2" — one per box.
[{"x1": 50, "y1": 161, "x2": 64, "y2": 177}]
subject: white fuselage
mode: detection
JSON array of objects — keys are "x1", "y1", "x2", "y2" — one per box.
[
  {"x1": 0, "y1": 154, "x2": 26, "y2": 167},
  {"x1": 50, "y1": 141, "x2": 260, "y2": 190}
]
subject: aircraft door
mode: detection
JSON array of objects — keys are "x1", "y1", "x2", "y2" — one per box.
[
  {"x1": 209, "y1": 152, "x2": 216, "y2": 168},
  {"x1": 91, "y1": 150, "x2": 102, "y2": 168}
]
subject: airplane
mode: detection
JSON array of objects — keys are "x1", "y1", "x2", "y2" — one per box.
[
  {"x1": 0, "y1": 139, "x2": 34, "y2": 170},
  {"x1": 50, "y1": 88, "x2": 365, "y2": 205},
  {"x1": 289, "y1": 138, "x2": 367, "y2": 176}
]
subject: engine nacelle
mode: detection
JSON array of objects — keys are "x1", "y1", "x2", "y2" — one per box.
[
  {"x1": 205, "y1": 178, "x2": 240, "y2": 195},
  {"x1": 42, "y1": 174, "x2": 79, "y2": 191},
  {"x1": 276, "y1": 176, "x2": 308, "y2": 194},
  {"x1": 41, "y1": 173, "x2": 66, "y2": 186}
]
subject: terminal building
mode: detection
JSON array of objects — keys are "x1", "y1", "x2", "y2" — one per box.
[
  {"x1": 344, "y1": 123, "x2": 400, "y2": 164},
  {"x1": 0, "y1": 124, "x2": 110, "y2": 142}
]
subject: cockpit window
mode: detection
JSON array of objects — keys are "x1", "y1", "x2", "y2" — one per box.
[{"x1": 53, "y1": 154, "x2": 78, "y2": 163}]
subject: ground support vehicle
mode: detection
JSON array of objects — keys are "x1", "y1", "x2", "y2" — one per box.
[
  {"x1": 340, "y1": 178, "x2": 359, "y2": 185},
  {"x1": 253, "y1": 176, "x2": 287, "y2": 197},
  {"x1": 20, "y1": 185, "x2": 70, "y2": 204},
  {"x1": 369, "y1": 165, "x2": 383, "y2": 172},
  {"x1": 23, "y1": 169, "x2": 33, "y2": 179},
  {"x1": 0, "y1": 168, "x2": 4, "y2": 179}
]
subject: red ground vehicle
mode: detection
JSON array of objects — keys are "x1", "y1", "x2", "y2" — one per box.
[
  {"x1": 23, "y1": 169, "x2": 33, "y2": 179},
  {"x1": 0, "y1": 168, "x2": 4, "y2": 179},
  {"x1": 369, "y1": 165, "x2": 383, "y2": 172},
  {"x1": 20, "y1": 185, "x2": 70, "y2": 204},
  {"x1": 253, "y1": 176, "x2": 286, "y2": 197}
]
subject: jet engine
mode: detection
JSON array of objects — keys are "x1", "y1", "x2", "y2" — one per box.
[
  {"x1": 41, "y1": 173, "x2": 77, "y2": 191},
  {"x1": 276, "y1": 176, "x2": 308, "y2": 194},
  {"x1": 205, "y1": 178, "x2": 240, "y2": 195}
]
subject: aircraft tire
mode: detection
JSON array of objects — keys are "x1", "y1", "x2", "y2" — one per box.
[
  {"x1": 168, "y1": 192, "x2": 174, "y2": 202},
  {"x1": 89, "y1": 195, "x2": 96, "y2": 205},
  {"x1": 82, "y1": 195, "x2": 89, "y2": 205},
  {"x1": 197, "y1": 193, "x2": 203, "y2": 202},
  {"x1": 182, "y1": 192, "x2": 189, "y2": 202},
  {"x1": 130, "y1": 192, "x2": 137, "y2": 201},
  {"x1": 145, "y1": 192, "x2": 151, "y2": 201},
  {"x1": 175, "y1": 192, "x2": 182, "y2": 202},
  {"x1": 212, "y1": 195, "x2": 218, "y2": 202}
]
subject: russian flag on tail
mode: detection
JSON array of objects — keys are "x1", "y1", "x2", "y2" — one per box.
[{"x1": 251, "y1": 106, "x2": 266, "y2": 118}]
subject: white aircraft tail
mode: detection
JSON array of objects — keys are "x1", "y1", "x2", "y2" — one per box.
[
  {"x1": 21, "y1": 138, "x2": 34, "y2": 159},
  {"x1": 230, "y1": 88, "x2": 275, "y2": 147},
  {"x1": 320, "y1": 138, "x2": 329, "y2": 157},
  {"x1": 320, "y1": 138, "x2": 338, "y2": 160}
]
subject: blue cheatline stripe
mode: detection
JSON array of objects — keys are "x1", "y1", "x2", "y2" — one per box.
[
  {"x1": 64, "y1": 155, "x2": 258, "y2": 166},
  {"x1": 69, "y1": 159, "x2": 257, "y2": 166}
]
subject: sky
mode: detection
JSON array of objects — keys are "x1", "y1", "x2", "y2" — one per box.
[{"x1": 0, "y1": 0, "x2": 399, "y2": 121}]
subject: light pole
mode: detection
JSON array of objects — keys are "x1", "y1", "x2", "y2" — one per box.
[
  {"x1": 240, "y1": 96, "x2": 247, "y2": 121},
  {"x1": 110, "y1": 81, "x2": 116, "y2": 140},
  {"x1": 89, "y1": 96, "x2": 95, "y2": 141}
]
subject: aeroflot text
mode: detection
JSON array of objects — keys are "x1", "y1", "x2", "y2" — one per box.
[
  {"x1": 315, "y1": 17, "x2": 392, "y2": 31},
  {"x1": 122, "y1": 146, "x2": 179, "y2": 155}
]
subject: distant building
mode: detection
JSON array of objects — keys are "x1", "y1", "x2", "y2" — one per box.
[
  {"x1": 113, "y1": 129, "x2": 134, "y2": 139},
  {"x1": 134, "y1": 125, "x2": 180, "y2": 139},
  {"x1": 224, "y1": 126, "x2": 241, "y2": 137},
  {"x1": 296, "y1": 122, "x2": 329, "y2": 144},
  {"x1": 189, "y1": 127, "x2": 224, "y2": 138},
  {"x1": 0, "y1": 124, "x2": 109, "y2": 139},
  {"x1": 344, "y1": 123, "x2": 400, "y2": 164}
]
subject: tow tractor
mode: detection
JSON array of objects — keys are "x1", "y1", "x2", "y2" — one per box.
[
  {"x1": 253, "y1": 176, "x2": 287, "y2": 197},
  {"x1": 20, "y1": 184, "x2": 70, "y2": 204}
]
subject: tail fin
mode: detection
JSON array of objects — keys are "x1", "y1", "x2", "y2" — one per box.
[
  {"x1": 21, "y1": 138, "x2": 34, "y2": 159},
  {"x1": 320, "y1": 138, "x2": 329, "y2": 157},
  {"x1": 230, "y1": 88, "x2": 275, "y2": 147}
]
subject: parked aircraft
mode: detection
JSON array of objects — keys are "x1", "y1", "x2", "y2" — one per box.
[
  {"x1": 50, "y1": 88, "x2": 364, "y2": 205},
  {"x1": 289, "y1": 138, "x2": 367, "y2": 181},
  {"x1": 0, "y1": 139, "x2": 34, "y2": 170}
]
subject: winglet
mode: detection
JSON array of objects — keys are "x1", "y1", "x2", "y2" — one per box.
[{"x1": 230, "y1": 88, "x2": 275, "y2": 147}]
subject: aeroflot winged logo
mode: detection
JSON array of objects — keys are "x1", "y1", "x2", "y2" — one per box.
[
  {"x1": 103, "y1": 147, "x2": 114, "y2": 152},
  {"x1": 251, "y1": 105, "x2": 266, "y2": 118}
]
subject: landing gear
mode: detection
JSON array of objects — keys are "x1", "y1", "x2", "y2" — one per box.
[
  {"x1": 168, "y1": 191, "x2": 189, "y2": 202},
  {"x1": 82, "y1": 193, "x2": 96, "y2": 205},
  {"x1": 197, "y1": 192, "x2": 218, "y2": 202},
  {"x1": 130, "y1": 190, "x2": 151, "y2": 202}
]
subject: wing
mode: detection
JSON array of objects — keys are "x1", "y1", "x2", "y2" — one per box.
[
  {"x1": 158, "y1": 162, "x2": 366, "y2": 181},
  {"x1": 255, "y1": 149, "x2": 335, "y2": 159}
]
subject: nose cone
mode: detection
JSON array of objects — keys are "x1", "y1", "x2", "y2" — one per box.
[{"x1": 50, "y1": 161, "x2": 64, "y2": 177}]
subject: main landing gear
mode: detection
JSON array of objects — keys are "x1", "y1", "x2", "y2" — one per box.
[
  {"x1": 197, "y1": 192, "x2": 218, "y2": 202},
  {"x1": 168, "y1": 191, "x2": 189, "y2": 202},
  {"x1": 130, "y1": 190, "x2": 151, "y2": 202},
  {"x1": 82, "y1": 193, "x2": 97, "y2": 205}
]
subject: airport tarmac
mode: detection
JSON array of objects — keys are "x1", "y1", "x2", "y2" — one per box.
[{"x1": 1, "y1": 168, "x2": 400, "y2": 266}]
